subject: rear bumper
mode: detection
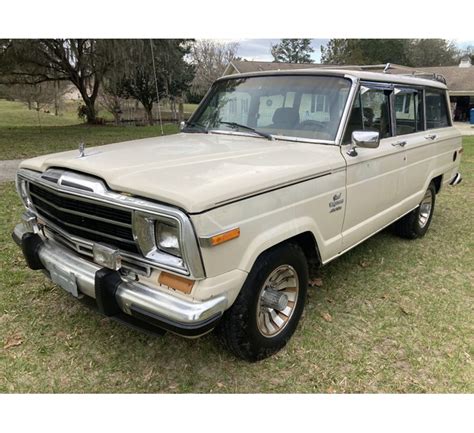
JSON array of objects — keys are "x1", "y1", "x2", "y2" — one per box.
[{"x1": 12, "y1": 222, "x2": 228, "y2": 337}]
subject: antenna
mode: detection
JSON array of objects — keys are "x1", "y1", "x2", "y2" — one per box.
[{"x1": 149, "y1": 39, "x2": 164, "y2": 135}]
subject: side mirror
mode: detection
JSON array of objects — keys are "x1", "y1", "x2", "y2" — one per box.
[
  {"x1": 352, "y1": 131, "x2": 380, "y2": 148},
  {"x1": 179, "y1": 121, "x2": 186, "y2": 131},
  {"x1": 347, "y1": 131, "x2": 380, "y2": 156}
]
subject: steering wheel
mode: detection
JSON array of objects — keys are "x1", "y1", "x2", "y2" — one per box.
[{"x1": 299, "y1": 120, "x2": 326, "y2": 131}]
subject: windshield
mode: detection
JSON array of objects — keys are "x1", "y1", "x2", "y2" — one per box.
[{"x1": 188, "y1": 75, "x2": 352, "y2": 142}]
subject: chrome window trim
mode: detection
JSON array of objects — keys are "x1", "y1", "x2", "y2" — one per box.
[
  {"x1": 207, "y1": 129, "x2": 335, "y2": 145},
  {"x1": 17, "y1": 168, "x2": 206, "y2": 280}
]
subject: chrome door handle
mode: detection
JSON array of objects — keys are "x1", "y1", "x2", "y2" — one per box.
[
  {"x1": 424, "y1": 134, "x2": 437, "y2": 140},
  {"x1": 392, "y1": 140, "x2": 407, "y2": 147}
]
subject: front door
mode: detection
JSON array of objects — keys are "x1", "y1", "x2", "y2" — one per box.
[{"x1": 340, "y1": 83, "x2": 406, "y2": 251}]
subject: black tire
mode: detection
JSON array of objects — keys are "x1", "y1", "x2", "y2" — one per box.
[
  {"x1": 394, "y1": 182, "x2": 436, "y2": 239},
  {"x1": 216, "y1": 243, "x2": 308, "y2": 362}
]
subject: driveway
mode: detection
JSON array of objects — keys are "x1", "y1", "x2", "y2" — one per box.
[
  {"x1": 0, "y1": 159, "x2": 21, "y2": 183},
  {"x1": 454, "y1": 122, "x2": 474, "y2": 136}
]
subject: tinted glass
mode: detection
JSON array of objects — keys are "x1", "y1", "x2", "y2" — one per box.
[
  {"x1": 191, "y1": 76, "x2": 352, "y2": 141},
  {"x1": 395, "y1": 90, "x2": 423, "y2": 135},
  {"x1": 425, "y1": 90, "x2": 450, "y2": 129}
]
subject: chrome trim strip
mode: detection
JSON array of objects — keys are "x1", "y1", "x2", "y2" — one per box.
[
  {"x1": 210, "y1": 168, "x2": 343, "y2": 209},
  {"x1": 208, "y1": 129, "x2": 335, "y2": 145},
  {"x1": 18, "y1": 168, "x2": 205, "y2": 280}
]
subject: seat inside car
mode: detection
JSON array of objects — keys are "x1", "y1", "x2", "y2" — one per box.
[{"x1": 270, "y1": 107, "x2": 300, "y2": 130}]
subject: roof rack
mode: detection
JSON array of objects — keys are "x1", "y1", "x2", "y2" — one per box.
[{"x1": 397, "y1": 71, "x2": 447, "y2": 85}]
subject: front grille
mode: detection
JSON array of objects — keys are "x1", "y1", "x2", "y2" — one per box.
[{"x1": 28, "y1": 182, "x2": 139, "y2": 254}]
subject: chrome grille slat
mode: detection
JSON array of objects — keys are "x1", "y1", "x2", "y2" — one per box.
[
  {"x1": 29, "y1": 190, "x2": 132, "y2": 228},
  {"x1": 28, "y1": 181, "x2": 138, "y2": 254},
  {"x1": 34, "y1": 204, "x2": 136, "y2": 246}
]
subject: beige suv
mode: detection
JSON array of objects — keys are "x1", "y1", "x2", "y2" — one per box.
[{"x1": 13, "y1": 69, "x2": 462, "y2": 361}]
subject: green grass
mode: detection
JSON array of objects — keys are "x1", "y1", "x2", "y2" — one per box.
[
  {"x1": 0, "y1": 99, "x2": 181, "y2": 160},
  {"x1": 0, "y1": 134, "x2": 472, "y2": 393}
]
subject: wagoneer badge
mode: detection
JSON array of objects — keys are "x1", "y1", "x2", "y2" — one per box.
[{"x1": 329, "y1": 192, "x2": 344, "y2": 213}]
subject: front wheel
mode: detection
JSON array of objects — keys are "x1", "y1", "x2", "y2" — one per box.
[
  {"x1": 394, "y1": 182, "x2": 436, "y2": 239},
  {"x1": 216, "y1": 243, "x2": 308, "y2": 362}
]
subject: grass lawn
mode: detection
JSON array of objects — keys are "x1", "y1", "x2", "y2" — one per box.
[
  {"x1": 0, "y1": 99, "x2": 181, "y2": 160},
  {"x1": 0, "y1": 138, "x2": 472, "y2": 393}
]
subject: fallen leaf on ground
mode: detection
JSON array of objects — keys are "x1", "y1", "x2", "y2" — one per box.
[
  {"x1": 309, "y1": 277, "x2": 323, "y2": 287},
  {"x1": 399, "y1": 305, "x2": 411, "y2": 315},
  {"x1": 359, "y1": 260, "x2": 370, "y2": 268},
  {"x1": 326, "y1": 298, "x2": 334, "y2": 304},
  {"x1": 216, "y1": 382, "x2": 225, "y2": 388},
  {"x1": 320, "y1": 312, "x2": 333, "y2": 322},
  {"x1": 4, "y1": 334, "x2": 23, "y2": 350}
]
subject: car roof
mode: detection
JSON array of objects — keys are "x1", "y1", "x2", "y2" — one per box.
[{"x1": 216, "y1": 68, "x2": 448, "y2": 90}]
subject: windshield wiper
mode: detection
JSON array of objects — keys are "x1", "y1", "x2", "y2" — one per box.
[
  {"x1": 182, "y1": 121, "x2": 208, "y2": 133},
  {"x1": 218, "y1": 121, "x2": 274, "y2": 140}
]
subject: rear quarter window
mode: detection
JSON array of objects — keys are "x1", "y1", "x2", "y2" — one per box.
[{"x1": 425, "y1": 89, "x2": 450, "y2": 129}]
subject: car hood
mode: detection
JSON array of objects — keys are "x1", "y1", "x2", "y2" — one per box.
[{"x1": 20, "y1": 132, "x2": 345, "y2": 213}]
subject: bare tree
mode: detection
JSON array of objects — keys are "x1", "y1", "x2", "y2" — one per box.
[
  {"x1": 4, "y1": 81, "x2": 67, "y2": 113},
  {"x1": 190, "y1": 40, "x2": 239, "y2": 96},
  {"x1": 0, "y1": 39, "x2": 116, "y2": 123}
]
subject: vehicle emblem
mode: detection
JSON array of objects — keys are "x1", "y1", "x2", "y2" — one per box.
[
  {"x1": 329, "y1": 192, "x2": 344, "y2": 213},
  {"x1": 79, "y1": 142, "x2": 85, "y2": 158}
]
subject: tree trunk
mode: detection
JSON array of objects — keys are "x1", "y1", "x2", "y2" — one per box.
[
  {"x1": 178, "y1": 97, "x2": 184, "y2": 123},
  {"x1": 145, "y1": 107, "x2": 154, "y2": 126}
]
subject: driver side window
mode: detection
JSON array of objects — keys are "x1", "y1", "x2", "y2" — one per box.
[{"x1": 343, "y1": 87, "x2": 392, "y2": 143}]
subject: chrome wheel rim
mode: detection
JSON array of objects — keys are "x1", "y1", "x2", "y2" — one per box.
[
  {"x1": 418, "y1": 189, "x2": 433, "y2": 228},
  {"x1": 256, "y1": 265, "x2": 299, "y2": 338}
]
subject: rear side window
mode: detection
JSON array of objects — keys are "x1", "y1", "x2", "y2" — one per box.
[
  {"x1": 394, "y1": 89, "x2": 423, "y2": 135},
  {"x1": 425, "y1": 90, "x2": 450, "y2": 129}
]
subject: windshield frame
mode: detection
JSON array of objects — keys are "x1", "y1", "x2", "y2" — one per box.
[{"x1": 186, "y1": 72, "x2": 358, "y2": 146}]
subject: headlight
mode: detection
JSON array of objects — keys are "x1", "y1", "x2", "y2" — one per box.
[{"x1": 155, "y1": 221, "x2": 181, "y2": 257}]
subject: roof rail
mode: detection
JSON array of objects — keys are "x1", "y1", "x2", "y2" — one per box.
[{"x1": 396, "y1": 71, "x2": 447, "y2": 85}]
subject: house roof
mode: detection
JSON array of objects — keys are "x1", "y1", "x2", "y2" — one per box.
[{"x1": 225, "y1": 60, "x2": 474, "y2": 95}]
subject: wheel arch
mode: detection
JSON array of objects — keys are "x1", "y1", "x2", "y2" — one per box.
[{"x1": 238, "y1": 219, "x2": 323, "y2": 273}]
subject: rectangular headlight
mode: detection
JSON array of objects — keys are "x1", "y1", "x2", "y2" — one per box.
[{"x1": 155, "y1": 221, "x2": 181, "y2": 257}]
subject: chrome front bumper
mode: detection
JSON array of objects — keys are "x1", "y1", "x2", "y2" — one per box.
[{"x1": 12, "y1": 223, "x2": 227, "y2": 337}]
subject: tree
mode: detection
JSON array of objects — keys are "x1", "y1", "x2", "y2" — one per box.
[
  {"x1": 321, "y1": 39, "x2": 410, "y2": 65},
  {"x1": 190, "y1": 40, "x2": 239, "y2": 97},
  {"x1": 271, "y1": 39, "x2": 314, "y2": 63},
  {"x1": 116, "y1": 40, "x2": 194, "y2": 125},
  {"x1": 407, "y1": 39, "x2": 458, "y2": 67},
  {"x1": 4, "y1": 82, "x2": 64, "y2": 112},
  {"x1": 0, "y1": 39, "x2": 115, "y2": 123},
  {"x1": 320, "y1": 39, "x2": 458, "y2": 67}
]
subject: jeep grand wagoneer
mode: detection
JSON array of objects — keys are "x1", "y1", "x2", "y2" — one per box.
[{"x1": 13, "y1": 69, "x2": 462, "y2": 361}]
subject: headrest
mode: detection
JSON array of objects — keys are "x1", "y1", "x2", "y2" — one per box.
[{"x1": 272, "y1": 107, "x2": 300, "y2": 128}]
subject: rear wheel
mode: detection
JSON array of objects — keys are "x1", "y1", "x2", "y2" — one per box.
[
  {"x1": 217, "y1": 243, "x2": 308, "y2": 362},
  {"x1": 394, "y1": 182, "x2": 436, "y2": 239}
]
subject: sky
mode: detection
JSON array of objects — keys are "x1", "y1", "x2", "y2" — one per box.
[{"x1": 232, "y1": 39, "x2": 474, "y2": 63}]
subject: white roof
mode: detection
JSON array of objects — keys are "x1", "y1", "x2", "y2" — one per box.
[{"x1": 217, "y1": 68, "x2": 448, "y2": 90}]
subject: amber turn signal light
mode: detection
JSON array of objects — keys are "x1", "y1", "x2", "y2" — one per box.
[
  {"x1": 209, "y1": 228, "x2": 240, "y2": 246},
  {"x1": 158, "y1": 272, "x2": 195, "y2": 294}
]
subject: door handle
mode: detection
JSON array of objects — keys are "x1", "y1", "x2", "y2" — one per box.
[
  {"x1": 424, "y1": 134, "x2": 437, "y2": 140},
  {"x1": 392, "y1": 140, "x2": 407, "y2": 147}
]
